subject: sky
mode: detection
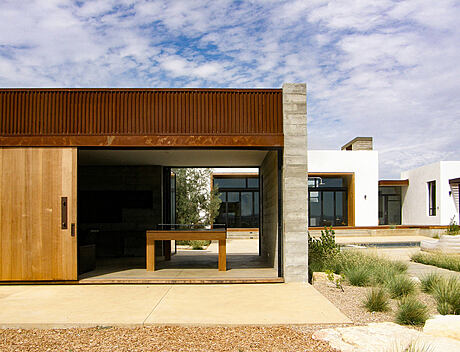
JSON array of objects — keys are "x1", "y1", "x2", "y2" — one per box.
[{"x1": 0, "y1": 0, "x2": 459, "y2": 178}]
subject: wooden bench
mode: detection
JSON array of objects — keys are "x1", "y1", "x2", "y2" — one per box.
[{"x1": 146, "y1": 230, "x2": 227, "y2": 271}]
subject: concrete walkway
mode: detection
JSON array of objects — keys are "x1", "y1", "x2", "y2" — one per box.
[
  {"x1": 336, "y1": 235, "x2": 430, "y2": 245},
  {"x1": 0, "y1": 283, "x2": 351, "y2": 329}
]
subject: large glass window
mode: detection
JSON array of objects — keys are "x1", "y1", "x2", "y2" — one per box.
[
  {"x1": 213, "y1": 176, "x2": 260, "y2": 228},
  {"x1": 308, "y1": 177, "x2": 348, "y2": 227}
]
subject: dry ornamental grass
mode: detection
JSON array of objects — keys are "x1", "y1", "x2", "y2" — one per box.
[{"x1": 314, "y1": 280, "x2": 438, "y2": 326}]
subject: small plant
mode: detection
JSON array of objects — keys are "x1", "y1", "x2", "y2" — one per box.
[
  {"x1": 420, "y1": 272, "x2": 442, "y2": 294},
  {"x1": 386, "y1": 275, "x2": 417, "y2": 298},
  {"x1": 432, "y1": 276, "x2": 460, "y2": 315},
  {"x1": 395, "y1": 296, "x2": 429, "y2": 326},
  {"x1": 344, "y1": 266, "x2": 372, "y2": 286},
  {"x1": 325, "y1": 269, "x2": 344, "y2": 291},
  {"x1": 308, "y1": 226, "x2": 339, "y2": 273},
  {"x1": 363, "y1": 287, "x2": 390, "y2": 312},
  {"x1": 446, "y1": 217, "x2": 460, "y2": 235}
]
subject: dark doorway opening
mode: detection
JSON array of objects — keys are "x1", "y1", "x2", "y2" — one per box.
[
  {"x1": 77, "y1": 160, "x2": 163, "y2": 277},
  {"x1": 378, "y1": 186, "x2": 402, "y2": 225}
]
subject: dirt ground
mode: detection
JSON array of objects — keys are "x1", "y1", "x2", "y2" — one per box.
[{"x1": 0, "y1": 326, "x2": 339, "y2": 352}]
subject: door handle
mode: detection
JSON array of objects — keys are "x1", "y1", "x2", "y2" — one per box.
[
  {"x1": 71, "y1": 223, "x2": 76, "y2": 237},
  {"x1": 61, "y1": 197, "x2": 68, "y2": 229}
]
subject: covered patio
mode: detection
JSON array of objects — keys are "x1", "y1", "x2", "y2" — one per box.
[
  {"x1": 77, "y1": 148, "x2": 282, "y2": 283},
  {"x1": 78, "y1": 239, "x2": 281, "y2": 284}
]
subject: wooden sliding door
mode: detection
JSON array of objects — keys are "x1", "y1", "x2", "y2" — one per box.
[{"x1": 0, "y1": 148, "x2": 77, "y2": 281}]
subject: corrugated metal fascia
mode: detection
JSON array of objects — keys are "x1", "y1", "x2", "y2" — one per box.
[{"x1": 0, "y1": 89, "x2": 283, "y2": 138}]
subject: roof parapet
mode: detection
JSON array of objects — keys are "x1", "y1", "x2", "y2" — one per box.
[{"x1": 341, "y1": 137, "x2": 373, "y2": 151}]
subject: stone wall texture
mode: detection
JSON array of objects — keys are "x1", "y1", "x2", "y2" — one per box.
[{"x1": 282, "y1": 83, "x2": 308, "y2": 282}]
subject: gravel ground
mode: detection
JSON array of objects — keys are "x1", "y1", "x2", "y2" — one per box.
[
  {"x1": 314, "y1": 281, "x2": 438, "y2": 325},
  {"x1": 0, "y1": 326, "x2": 339, "y2": 352}
]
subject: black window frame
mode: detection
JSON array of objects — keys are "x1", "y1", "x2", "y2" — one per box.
[
  {"x1": 428, "y1": 180, "x2": 436, "y2": 216},
  {"x1": 308, "y1": 176, "x2": 348, "y2": 227}
]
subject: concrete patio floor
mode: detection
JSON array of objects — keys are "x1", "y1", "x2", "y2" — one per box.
[
  {"x1": 0, "y1": 283, "x2": 351, "y2": 329},
  {"x1": 79, "y1": 239, "x2": 278, "y2": 282}
]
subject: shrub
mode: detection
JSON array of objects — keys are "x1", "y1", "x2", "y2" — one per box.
[
  {"x1": 190, "y1": 240, "x2": 211, "y2": 250},
  {"x1": 308, "y1": 227, "x2": 339, "y2": 273},
  {"x1": 371, "y1": 263, "x2": 405, "y2": 285},
  {"x1": 363, "y1": 287, "x2": 390, "y2": 312},
  {"x1": 411, "y1": 252, "x2": 460, "y2": 272},
  {"x1": 386, "y1": 275, "x2": 417, "y2": 298},
  {"x1": 420, "y1": 272, "x2": 442, "y2": 294},
  {"x1": 344, "y1": 266, "x2": 372, "y2": 286},
  {"x1": 433, "y1": 276, "x2": 460, "y2": 315},
  {"x1": 446, "y1": 218, "x2": 460, "y2": 236},
  {"x1": 395, "y1": 296, "x2": 429, "y2": 326}
]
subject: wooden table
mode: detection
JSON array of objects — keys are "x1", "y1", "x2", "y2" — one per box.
[{"x1": 146, "y1": 230, "x2": 227, "y2": 271}]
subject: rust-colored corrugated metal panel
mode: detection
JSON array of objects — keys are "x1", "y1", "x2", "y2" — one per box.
[{"x1": 0, "y1": 89, "x2": 283, "y2": 147}]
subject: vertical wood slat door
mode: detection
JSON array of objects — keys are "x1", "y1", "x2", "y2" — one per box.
[{"x1": 0, "y1": 147, "x2": 77, "y2": 281}]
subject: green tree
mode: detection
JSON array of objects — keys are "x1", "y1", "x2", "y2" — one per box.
[{"x1": 173, "y1": 168, "x2": 222, "y2": 226}]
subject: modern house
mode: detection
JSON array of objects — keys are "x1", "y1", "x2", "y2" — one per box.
[
  {"x1": 214, "y1": 138, "x2": 460, "y2": 234},
  {"x1": 0, "y1": 84, "x2": 308, "y2": 283}
]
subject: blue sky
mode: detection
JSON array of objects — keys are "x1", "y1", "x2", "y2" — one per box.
[{"x1": 0, "y1": 0, "x2": 459, "y2": 178}]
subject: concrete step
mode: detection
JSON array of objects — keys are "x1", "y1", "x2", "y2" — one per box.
[
  {"x1": 309, "y1": 228, "x2": 441, "y2": 238},
  {"x1": 227, "y1": 229, "x2": 259, "y2": 239}
]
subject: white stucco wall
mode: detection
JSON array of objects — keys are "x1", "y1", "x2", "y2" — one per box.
[
  {"x1": 401, "y1": 161, "x2": 460, "y2": 225},
  {"x1": 441, "y1": 162, "x2": 460, "y2": 224},
  {"x1": 308, "y1": 150, "x2": 379, "y2": 226}
]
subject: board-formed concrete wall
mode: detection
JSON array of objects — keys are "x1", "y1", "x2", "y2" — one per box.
[
  {"x1": 260, "y1": 151, "x2": 279, "y2": 268},
  {"x1": 282, "y1": 83, "x2": 308, "y2": 282}
]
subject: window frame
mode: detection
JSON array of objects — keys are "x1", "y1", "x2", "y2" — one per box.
[{"x1": 428, "y1": 180, "x2": 436, "y2": 216}]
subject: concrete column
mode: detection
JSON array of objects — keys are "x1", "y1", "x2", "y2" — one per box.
[{"x1": 282, "y1": 83, "x2": 308, "y2": 282}]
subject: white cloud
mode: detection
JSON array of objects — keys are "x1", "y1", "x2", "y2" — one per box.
[{"x1": 0, "y1": 0, "x2": 459, "y2": 177}]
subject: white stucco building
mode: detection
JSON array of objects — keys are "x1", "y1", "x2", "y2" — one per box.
[
  {"x1": 401, "y1": 161, "x2": 460, "y2": 226},
  {"x1": 307, "y1": 148, "x2": 379, "y2": 227}
]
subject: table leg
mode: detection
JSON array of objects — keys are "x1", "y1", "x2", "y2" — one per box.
[
  {"x1": 164, "y1": 240, "x2": 171, "y2": 261},
  {"x1": 147, "y1": 236, "x2": 155, "y2": 271},
  {"x1": 218, "y1": 239, "x2": 226, "y2": 271}
]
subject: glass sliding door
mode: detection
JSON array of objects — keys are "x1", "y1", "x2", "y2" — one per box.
[{"x1": 378, "y1": 186, "x2": 402, "y2": 225}]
